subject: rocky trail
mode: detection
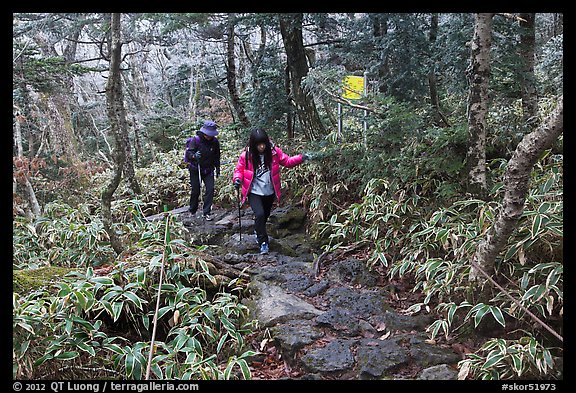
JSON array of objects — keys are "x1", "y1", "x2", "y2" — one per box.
[{"x1": 161, "y1": 204, "x2": 464, "y2": 380}]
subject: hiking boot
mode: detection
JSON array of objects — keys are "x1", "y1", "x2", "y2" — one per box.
[
  {"x1": 203, "y1": 213, "x2": 214, "y2": 221},
  {"x1": 260, "y1": 242, "x2": 269, "y2": 255}
]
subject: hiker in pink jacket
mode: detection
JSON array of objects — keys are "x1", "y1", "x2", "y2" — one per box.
[{"x1": 233, "y1": 128, "x2": 311, "y2": 254}]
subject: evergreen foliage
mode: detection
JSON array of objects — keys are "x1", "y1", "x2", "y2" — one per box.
[{"x1": 12, "y1": 12, "x2": 563, "y2": 380}]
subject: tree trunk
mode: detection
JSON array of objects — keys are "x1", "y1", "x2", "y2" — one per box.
[
  {"x1": 285, "y1": 65, "x2": 294, "y2": 139},
  {"x1": 371, "y1": 13, "x2": 390, "y2": 94},
  {"x1": 226, "y1": 13, "x2": 251, "y2": 128},
  {"x1": 122, "y1": 136, "x2": 141, "y2": 195},
  {"x1": 13, "y1": 109, "x2": 41, "y2": 218},
  {"x1": 41, "y1": 92, "x2": 81, "y2": 164},
  {"x1": 33, "y1": 27, "x2": 82, "y2": 165},
  {"x1": 133, "y1": 116, "x2": 143, "y2": 164},
  {"x1": 469, "y1": 96, "x2": 563, "y2": 282},
  {"x1": 102, "y1": 13, "x2": 127, "y2": 255},
  {"x1": 187, "y1": 52, "x2": 200, "y2": 122},
  {"x1": 109, "y1": 16, "x2": 141, "y2": 195},
  {"x1": 519, "y1": 13, "x2": 538, "y2": 129},
  {"x1": 243, "y1": 23, "x2": 267, "y2": 91},
  {"x1": 466, "y1": 13, "x2": 494, "y2": 199},
  {"x1": 427, "y1": 13, "x2": 450, "y2": 127},
  {"x1": 279, "y1": 13, "x2": 325, "y2": 140}
]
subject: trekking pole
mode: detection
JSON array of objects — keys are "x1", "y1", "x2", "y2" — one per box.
[
  {"x1": 197, "y1": 162, "x2": 203, "y2": 206},
  {"x1": 237, "y1": 186, "x2": 242, "y2": 241}
]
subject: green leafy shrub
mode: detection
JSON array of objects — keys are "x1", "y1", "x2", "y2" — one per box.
[
  {"x1": 13, "y1": 201, "x2": 115, "y2": 269},
  {"x1": 13, "y1": 210, "x2": 257, "y2": 380},
  {"x1": 317, "y1": 143, "x2": 563, "y2": 379},
  {"x1": 458, "y1": 337, "x2": 561, "y2": 380}
]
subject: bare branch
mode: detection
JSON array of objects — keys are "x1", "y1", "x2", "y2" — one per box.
[
  {"x1": 121, "y1": 47, "x2": 151, "y2": 63},
  {"x1": 323, "y1": 88, "x2": 379, "y2": 114},
  {"x1": 496, "y1": 13, "x2": 527, "y2": 23}
]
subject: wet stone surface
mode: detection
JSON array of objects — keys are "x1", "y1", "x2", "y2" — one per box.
[{"x1": 171, "y1": 204, "x2": 461, "y2": 380}]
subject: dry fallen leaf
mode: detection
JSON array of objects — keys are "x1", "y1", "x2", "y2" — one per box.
[
  {"x1": 260, "y1": 338, "x2": 270, "y2": 351},
  {"x1": 379, "y1": 331, "x2": 391, "y2": 340}
]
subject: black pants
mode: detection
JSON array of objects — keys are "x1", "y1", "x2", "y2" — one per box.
[
  {"x1": 248, "y1": 193, "x2": 275, "y2": 246},
  {"x1": 189, "y1": 167, "x2": 215, "y2": 215}
]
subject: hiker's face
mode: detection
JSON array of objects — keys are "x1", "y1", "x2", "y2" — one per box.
[
  {"x1": 257, "y1": 143, "x2": 266, "y2": 153},
  {"x1": 204, "y1": 134, "x2": 214, "y2": 141}
]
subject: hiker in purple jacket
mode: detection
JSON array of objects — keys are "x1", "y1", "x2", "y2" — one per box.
[{"x1": 183, "y1": 120, "x2": 221, "y2": 221}]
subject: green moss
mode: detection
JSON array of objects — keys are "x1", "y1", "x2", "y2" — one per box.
[
  {"x1": 275, "y1": 207, "x2": 307, "y2": 230},
  {"x1": 13, "y1": 266, "x2": 77, "y2": 294}
]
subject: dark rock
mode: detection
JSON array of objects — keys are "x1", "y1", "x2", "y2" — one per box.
[
  {"x1": 355, "y1": 338, "x2": 410, "y2": 378},
  {"x1": 316, "y1": 307, "x2": 363, "y2": 336},
  {"x1": 301, "y1": 339, "x2": 356, "y2": 373},
  {"x1": 409, "y1": 339, "x2": 461, "y2": 367},
  {"x1": 225, "y1": 233, "x2": 261, "y2": 253},
  {"x1": 255, "y1": 261, "x2": 316, "y2": 293},
  {"x1": 271, "y1": 320, "x2": 325, "y2": 357},
  {"x1": 417, "y1": 364, "x2": 458, "y2": 380},
  {"x1": 314, "y1": 286, "x2": 392, "y2": 337},
  {"x1": 327, "y1": 259, "x2": 378, "y2": 287},
  {"x1": 303, "y1": 280, "x2": 330, "y2": 297},
  {"x1": 297, "y1": 373, "x2": 323, "y2": 380},
  {"x1": 269, "y1": 205, "x2": 307, "y2": 231},
  {"x1": 222, "y1": 253, "x2": 251, "y2": 265},
  {"x1": 325, "y1": 286, "x2": 391, "y2": 318},
  {"x1": 272, "y1": 233, "x2": 314, "y2": 256},
  {"x1": 369, "y1": 310, "x2": 434, "y2": 333}
]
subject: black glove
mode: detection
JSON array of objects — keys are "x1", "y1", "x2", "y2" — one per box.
[
  {"x1": 234, "y1": 178, "x2": 241, "y2": 189},
  {"x1": 194, "y1": 151, "x2": 202, "y2": 160},
  {"x1": 216, "y1": 167, "x2": 220, "y2": 178}
]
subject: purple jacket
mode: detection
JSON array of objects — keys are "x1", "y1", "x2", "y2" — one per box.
[{"x1": 184, "y1": 133, "x2": 221, "y2": 175}]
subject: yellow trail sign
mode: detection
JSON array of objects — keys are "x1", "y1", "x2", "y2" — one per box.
[{"x1": 342, "y1": 75, "x2": 365, "y2": 100}]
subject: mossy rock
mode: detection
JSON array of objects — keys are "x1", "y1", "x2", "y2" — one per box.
[
  {"x1": 270, "y1": 205, "x2": 307, "y2": 230},
  {"x1": 13, "y1": 266, "x2": 77, "y2": 294}
]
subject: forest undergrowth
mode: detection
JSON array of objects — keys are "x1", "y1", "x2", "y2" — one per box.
[{"x1": 13, "y1": 102, "x2": 563, "y2": 380}]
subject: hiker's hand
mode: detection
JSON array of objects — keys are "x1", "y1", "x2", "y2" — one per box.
[
  {"x1": 234, "y1": 179, "x2": 241, "y2": 189},
  {"x1": 302, "y1": 153, "x2": 314, "y2": 162},
  {"x1": 216, "y1": 167, "x2": 220, "y2": 178},
  {"x1": 194, "y1": 151, "x2": 202, "y2": 160}
]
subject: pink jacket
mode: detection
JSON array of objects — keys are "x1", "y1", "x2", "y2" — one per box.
[{"x1": 233, "y1": 146, "x2": 303, "y2": 204}]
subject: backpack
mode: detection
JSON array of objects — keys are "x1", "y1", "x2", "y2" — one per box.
[{"x1": 185, "y1": 135, "x2": 201, "y2": 164}]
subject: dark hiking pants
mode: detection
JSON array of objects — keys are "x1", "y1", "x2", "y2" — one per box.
[
  {"x1": 189, "y1": 167, "x2": 215, "y2": 215},
  {"x1": 247, "y1": 193, "x2": 275, "y2": 246}
]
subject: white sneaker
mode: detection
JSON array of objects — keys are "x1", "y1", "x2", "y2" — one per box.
[
  {"x1": 203, "y1": 213, "x2": 214, "y2": 221},
  {"x1": 260, "y1": 242, "x2": 269, "y2": 255}
]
